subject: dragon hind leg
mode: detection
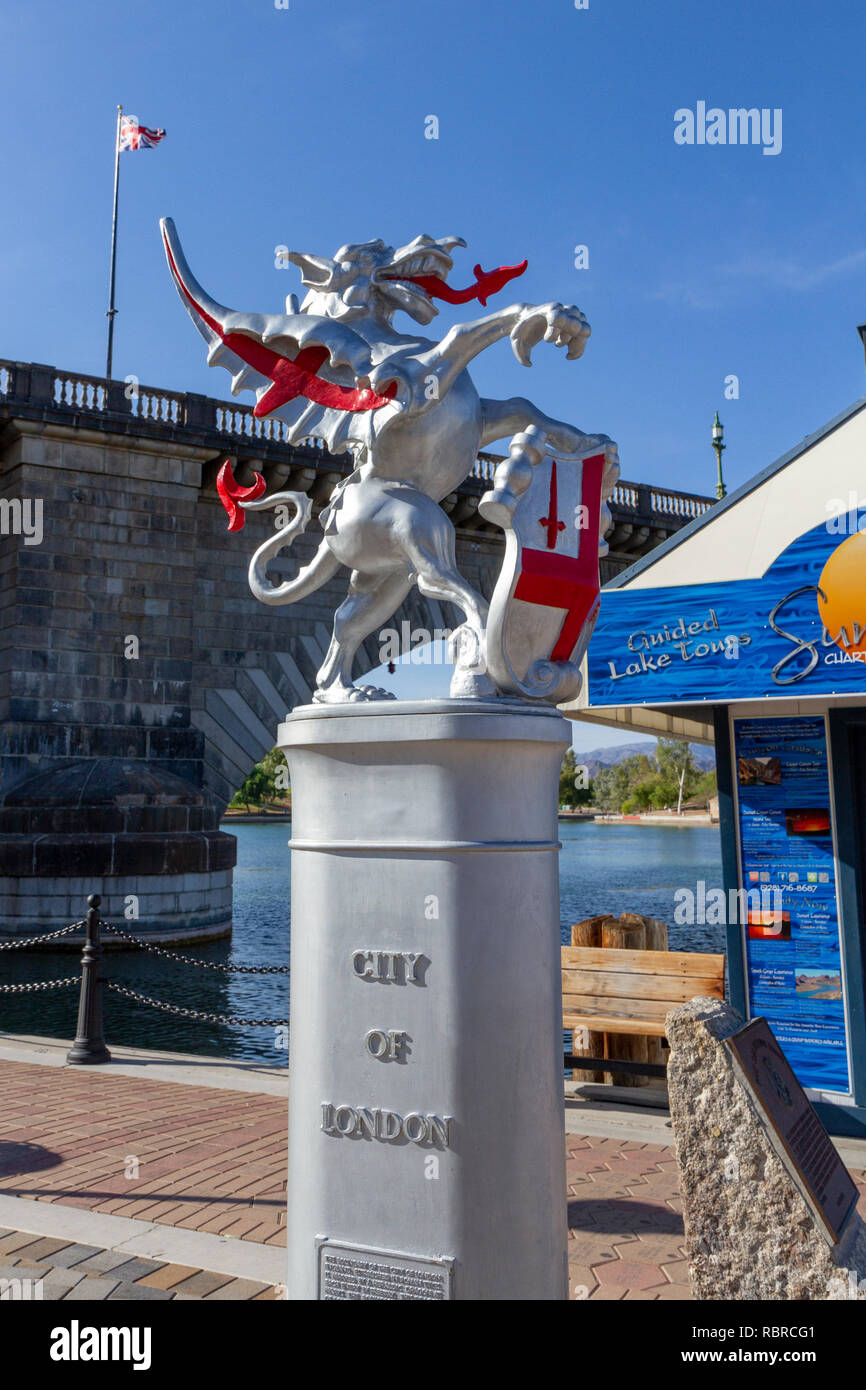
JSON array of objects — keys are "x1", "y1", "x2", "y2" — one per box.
[
  {"x1": 402, "y1": 533, "x2": 495, "y2": 700},
  {"x1": 312, "y1": 569, "x2": 413, "y2": 704}
]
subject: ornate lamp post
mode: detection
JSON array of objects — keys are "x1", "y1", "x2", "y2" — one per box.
[{"x1": 712, "y1": 411, "x2": 727, "y2": 500}]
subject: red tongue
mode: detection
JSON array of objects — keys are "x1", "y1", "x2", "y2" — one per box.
[{"x1": 388, "y1": 258, "x2": 528, "y2": 307}]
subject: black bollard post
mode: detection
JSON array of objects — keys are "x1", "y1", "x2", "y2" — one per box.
[{"x1": 66, "y1": 894, "x2": 111, "y2": 1065}]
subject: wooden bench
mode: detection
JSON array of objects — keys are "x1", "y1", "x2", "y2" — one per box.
[{"x1": 562, "y1": 944, "x2": 725, "y2": 1079}]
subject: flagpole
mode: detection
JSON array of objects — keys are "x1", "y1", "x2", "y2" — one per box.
[{"x1": 105, "y1": 104, "x2": 122, "y2": 381}]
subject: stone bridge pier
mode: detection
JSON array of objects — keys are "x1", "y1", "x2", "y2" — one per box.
[{"x1": 0, "y1": 361, "x2": 712, "y2": 941}]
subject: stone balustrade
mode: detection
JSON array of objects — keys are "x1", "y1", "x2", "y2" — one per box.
[{"x1": 0, "y1": 359, "x2": 713, "y2": 545}]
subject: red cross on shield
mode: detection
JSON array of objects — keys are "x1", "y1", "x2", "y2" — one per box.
[{"x1": 480, "y1": 438, "x2": 617, "y2": 701}]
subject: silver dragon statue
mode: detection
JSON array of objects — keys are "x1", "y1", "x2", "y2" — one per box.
[{"x1": 161, "y1": 220, "x2": 618, "y2": 704}]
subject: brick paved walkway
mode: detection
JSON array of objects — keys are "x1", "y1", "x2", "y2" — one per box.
[
  {"x1": 4, "y1": 1057, "x2": 866, "y2": 1300},
  {"x1": 566, "y1": 1135, "x2": 690, "y2": 1299},
  {"x1": 1, "y1": 1060, "x2": 286, "y2": 1247},
  {"x1": 0, "y1": 1228, "x2": 275, "y2": 1300},
  {"x1": 566, "y1": 1132, "x2": 866, "y2": 1300}
]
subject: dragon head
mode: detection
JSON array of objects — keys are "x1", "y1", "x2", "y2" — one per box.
[{"x1": 287, "y1": 235, "x2": 527, "y2": 325}]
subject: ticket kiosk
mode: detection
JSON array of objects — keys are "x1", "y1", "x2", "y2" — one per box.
[{"x1": 573, "y1": 396, "x2": 866, "y2": 1135}]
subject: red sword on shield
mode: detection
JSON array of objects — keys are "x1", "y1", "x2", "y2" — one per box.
[
  {"x1": 539, "y1": 460, "x2": 567, "y2": 550},
  {"x1": 515, "y1": 453, "x2": 606, "y2": 662}
]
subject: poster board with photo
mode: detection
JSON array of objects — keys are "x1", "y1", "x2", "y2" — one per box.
[{"x1": 733, "y1": 715, "x2": 850, "y2": 1094}]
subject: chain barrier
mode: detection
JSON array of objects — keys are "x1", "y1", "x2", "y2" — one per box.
[
  {"x1": 0, "y1": 922, "x2": 84, "y2": 950},
  {"x1": 0, "y1": 977, "x2": 80, "y2": 994},
  {"x1": 1, "y1": 903, "x2": 289, "y2": 1031},
  {"x1": 99, "y1": 920, "x2": 290, "y2": 974},
  {"x1": 105, "y1": 981, "x2": 287, "y2": 1028}
]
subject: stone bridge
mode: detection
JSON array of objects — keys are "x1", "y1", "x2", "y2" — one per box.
[{"x1": 0, "y1": 360, "x2": 712, "y2": 940}]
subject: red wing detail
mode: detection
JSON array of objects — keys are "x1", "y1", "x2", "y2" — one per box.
[
  {"x1": 162, "y1": 231, "x2": 397, "y2": 418},
  {"x1": 217, "y1": 459, "x2": 266, "y2": 532}
]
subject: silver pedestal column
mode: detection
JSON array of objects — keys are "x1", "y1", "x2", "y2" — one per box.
[{"x1": 280, "y1": 699, "x2": 569, "y2": 1301}]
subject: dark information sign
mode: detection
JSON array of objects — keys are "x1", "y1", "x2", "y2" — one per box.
[{"x1": 727, "y1": 1018, "x2": 858, "y2": 1243}]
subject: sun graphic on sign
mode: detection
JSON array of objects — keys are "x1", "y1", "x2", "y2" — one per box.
[{"x1": 817, "y1": 532, "x2": 866, "y2": 653}]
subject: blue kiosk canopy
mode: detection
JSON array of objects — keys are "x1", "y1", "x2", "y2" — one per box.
[{"x1": 587, "y1": 513, "x2": 866, "y2": 707}]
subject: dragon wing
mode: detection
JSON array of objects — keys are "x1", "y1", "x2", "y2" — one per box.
[{"x1": 160, "y1": 218, "x2": 403, "y2": 455}]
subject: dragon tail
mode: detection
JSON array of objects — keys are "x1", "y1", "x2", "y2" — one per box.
[{"x1": 242, "y1": 491, "x2": 340, "y2": 606}]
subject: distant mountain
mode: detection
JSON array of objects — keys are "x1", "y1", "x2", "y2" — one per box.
[{"x1": 576, "y1": 740, "x2": 715, "y2": 779}]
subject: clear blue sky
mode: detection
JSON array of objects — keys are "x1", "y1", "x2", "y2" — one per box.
[{"x1": 2, "y1": 0, "x2": 863, "y2": 740}]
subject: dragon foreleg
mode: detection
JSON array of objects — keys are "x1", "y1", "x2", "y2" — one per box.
[
  {"x1": 480, "y1": 396, "x2": 608, "y2": 456},
  {"x1": 414, "y1": 304, "x2": 530, "y2": 403},
  {"x1": 414, "y1": 299, "x2": 593, "y2": 409}
]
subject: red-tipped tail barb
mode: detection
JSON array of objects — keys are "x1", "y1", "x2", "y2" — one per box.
[{"x1": 217, "y1": 460, "x2": 266, "y2": 532}]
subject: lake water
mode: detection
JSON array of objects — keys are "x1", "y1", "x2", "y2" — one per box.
[{"x1": 1, "y1": 821, "x2": 724, "y2": 1063}]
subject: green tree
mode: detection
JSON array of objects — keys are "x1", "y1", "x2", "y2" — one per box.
[
  {"x1": 559, "y1": 749, "x2": 594, "y2": 809},
  {"x1": 591, "y1": 763, "x2": 627, "y2": 812},
  {"x1": 689, "y1": 768, "x2": 718, "y2": 807},
  {"x1": 588, "y1": 740, "x2": 712, "y2": 814},
  {"x1": 260, "y1": 747, "x2": 290, "y2": 799},
  {"x1": 228, "y1": 748, "x2": 290, "y2": 811},
  {"x1": 656, "y1": 737, "x2": 697, "y2": 811}
]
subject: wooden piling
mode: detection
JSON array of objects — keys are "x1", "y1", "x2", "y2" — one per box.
[
  {"x1": 570, "y1": 916, "x2": 608, "y2": 1082},
  {"x1": 599, "y1": 914, "x2": 649, "y2": 1086}
]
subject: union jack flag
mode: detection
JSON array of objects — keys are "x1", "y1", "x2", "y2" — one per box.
[{"x1": 118, "y1": 116, "x2": 166, "y2": 151}]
